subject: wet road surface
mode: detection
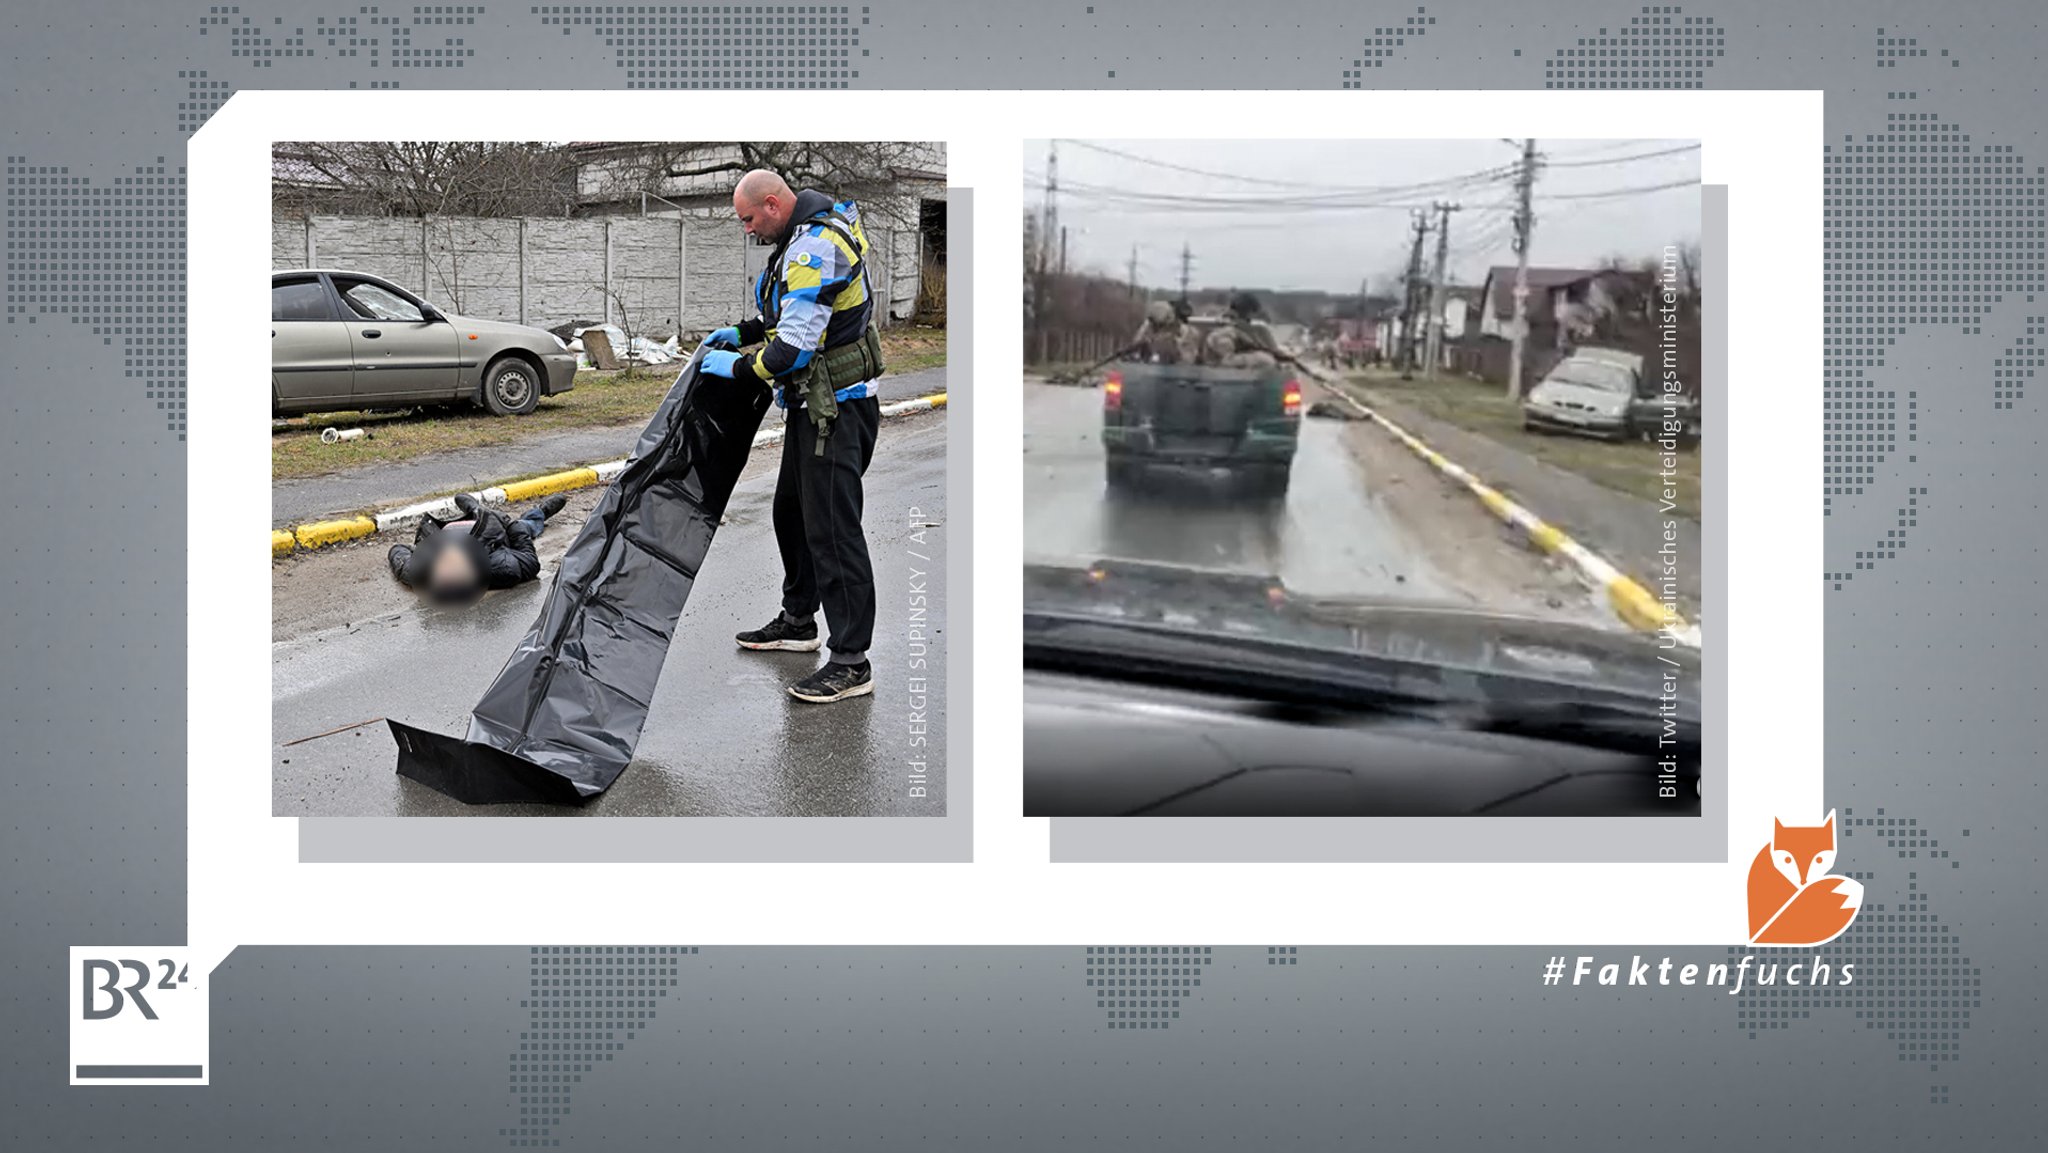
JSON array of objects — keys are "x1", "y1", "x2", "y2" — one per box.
[
  {"x1": 272, "y1": 411, "x2": 947, "y2": 818},
  {"x1": 1023, "y1": 377, "x2": 1610, "y2": 622}
]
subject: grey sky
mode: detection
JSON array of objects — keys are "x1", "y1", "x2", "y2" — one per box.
[{"x1": 1024, "y1": 138, "x2": 1701, "y2": 295}]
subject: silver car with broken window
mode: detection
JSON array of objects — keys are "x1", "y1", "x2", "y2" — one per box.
[
  {"x1": 271, "y1": 269, "x2": 578, "y2": 417},
  {"x1": 1521, "y1": 353, "x2": 1640, "y2": 440}
]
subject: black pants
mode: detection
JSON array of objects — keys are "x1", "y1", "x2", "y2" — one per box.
[{"x1": 775, "y1": 396, "x2": 880, "y2": 658}]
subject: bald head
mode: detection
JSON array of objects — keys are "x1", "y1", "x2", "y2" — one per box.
[{"x1": 732, "y1": 169, "x2": 797, "y2": 242}]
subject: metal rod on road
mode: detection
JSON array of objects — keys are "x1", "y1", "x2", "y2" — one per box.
[{"x1": 282, "y1": 717, "x2": 387, "y2": 747}]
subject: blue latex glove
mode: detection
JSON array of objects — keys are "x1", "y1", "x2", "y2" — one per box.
[
  {"x1": 699, "y1": 348, "x2": 744, "y2": 377},
  {"x1": 700, "y1": 326, "x2": 741, "y2": 350}
]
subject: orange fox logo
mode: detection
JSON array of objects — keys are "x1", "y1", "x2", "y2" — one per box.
[{"x1": 1747, "y1": 810, "x2": 1863, "y2": 945}]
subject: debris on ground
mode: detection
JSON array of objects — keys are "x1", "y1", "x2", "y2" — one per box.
[
  {"x1": 1306, "y1": 400, "x2": 1362, "y2": 421},
  {"x1": 548, "y1": 319, "x2": 601, "y2": 343},
  {"x1": 581, "y1": 326, "x2": 622, "y2": 370},
  {"x1": 573, "y1": 324, "x2": 680, "y2": 370},
  {"x1": 281, "y1": 717, "x2": 386, "y2": 747}
]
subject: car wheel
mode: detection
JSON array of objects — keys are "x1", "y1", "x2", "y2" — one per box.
[
  {"x1": 1105, "y1": 458, "x2": 1141, "y2": 496},
  {"x1": 483, "y1": 356, "x2": 541, "y2": 416}
]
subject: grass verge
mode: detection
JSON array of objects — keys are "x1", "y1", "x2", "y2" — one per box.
[
  {"x1": 1344, "y1": 368, "x2": 1701, "y2": 520},
  {"x1": 273, "y1": 325, "x2": 947, "y2": 481}
]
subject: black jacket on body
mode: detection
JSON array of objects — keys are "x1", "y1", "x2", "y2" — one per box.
[{"x1": 395, "y1": 507, "x2": 541, "y2": 591}]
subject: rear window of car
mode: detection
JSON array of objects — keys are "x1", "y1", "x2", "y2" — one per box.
[{"x1": 272, "y1": 278, "x2": 333, "y2": 321}]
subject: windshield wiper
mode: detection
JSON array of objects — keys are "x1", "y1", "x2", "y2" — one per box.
[
  {"x1": 1025, "y1": 612, "x2": 1450, "y2": 717},
  {"x1": 1426, "y1": 698, "x2": 1700, "y2": 756},
  {"x1": 1027, "y1": 612, "x2": 1697, "y2": 751}
]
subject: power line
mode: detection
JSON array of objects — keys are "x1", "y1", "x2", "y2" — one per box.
[
  {"x1": 1021, "y1": 173, "x2": 1518, "y2": 215},
  {"x1": 1539, "y1": 142, "x2": 1701, "y2": 169},
  {"x1": 1538, "y1": 176, "x2": 1700, "y2": 201},
  {"x1": 1059, "y1": 137, "x2": 1519, "y2": 196},
  {"x1": 1033, "y1": 142, "x2": 1697, "y2": 216},
  {"x1": 1033, "y1": 173, "x2": 1513, "y2": 210},
  {"x1": 1540, "y1": 138, "x2": 1657, "y2": 160},
  {"x1": 1054, "y1": 139, "x2": 1529, "y2": 202}
]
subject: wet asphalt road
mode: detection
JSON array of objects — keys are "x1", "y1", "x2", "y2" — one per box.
[
  {"x1": 272, "y1": 412, "x2": 947, "y2": 818},
  {"x1": 1022, "y1": 378, "x2": 1609, "y2": 620}
]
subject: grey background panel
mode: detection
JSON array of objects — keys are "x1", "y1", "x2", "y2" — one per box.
[{"x1": 1, "y1": 0, "x2": 2038, "y2": 1147}]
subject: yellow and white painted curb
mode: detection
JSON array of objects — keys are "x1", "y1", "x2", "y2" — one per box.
[
  {"x1": 1323, "y1": 384, "x2": 1700, "y2": 648},
  {"x1": 273, "y1": 391, "x2": 948, "y2": 558}
]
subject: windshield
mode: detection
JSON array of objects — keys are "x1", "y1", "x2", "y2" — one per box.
[
  {"x1": 1020, "y1": 137, "x2": 1705, "y2": 714},
  {"x1": 1545, "y1": 361, "x2": 1635, "y2": 393}
]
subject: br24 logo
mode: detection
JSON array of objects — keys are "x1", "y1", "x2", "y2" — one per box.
[{"x1": 81, "y1": 959, "x2": 190, "y2": 1020}]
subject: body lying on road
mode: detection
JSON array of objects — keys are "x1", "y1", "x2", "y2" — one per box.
[{"x1": 387, "y1": 492, "x2": 567, "y2": 605}]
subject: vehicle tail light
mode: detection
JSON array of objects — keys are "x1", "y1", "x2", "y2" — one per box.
[
  {"x1": 1103, "y1": 372, "x2": 1123, "y2": 412},
  {"x1": 1281, "y1": 379, "x2": 1302, "y2": 416}
]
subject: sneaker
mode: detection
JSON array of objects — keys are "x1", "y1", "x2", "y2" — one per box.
[
  {"x1": 787, "y1": 660, "x2": 873, "y2": 704},
  {"x1": 735, "y1": 614, "x2": 822, "y2": 652}
]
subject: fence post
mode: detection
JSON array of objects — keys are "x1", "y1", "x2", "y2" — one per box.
[
  {"x1": 517, "y1": 218, "x2": 528, "y2": 327},
  {"x1": 882, "y1": 226, "x2": 896, "y2": 324},
  {"x1": 303, "y1": 215, "x2": 314, "y2": 267},
  {"x1": 602, "y1": 219, "x2": 613, "y2": 326},
  {"x1": 676, "y1": 217, "x2": 686, "y2": 339},
  {"x1": 419, "y1": 216, "x2": 429, "y2": 298}
]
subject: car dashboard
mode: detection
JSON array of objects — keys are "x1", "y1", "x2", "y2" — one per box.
[{"x1": 1024, "y1": 668, "x2": 1700, "y2": 817}]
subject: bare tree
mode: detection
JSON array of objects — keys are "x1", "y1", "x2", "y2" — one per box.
[
  {"x1": 1026, "y1": 267, "x2": 1147, "y2": 365},
  {"x1": 606, "y1": 284, "x2": 648, "y2": 366},
  {"x1": 579, "y1": 141, "x2": 941, "y2": 230},
  {"x1": 274, "y1": 142, "x2": 580, "y2": 218},
  {"x1": 1581, "y1": 248, "x2": 1704, "y2": 398}
]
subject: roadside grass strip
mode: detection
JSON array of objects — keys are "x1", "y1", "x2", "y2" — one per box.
[{"x1": 275, "y1": 392, "x2": 947, "y2": 558}]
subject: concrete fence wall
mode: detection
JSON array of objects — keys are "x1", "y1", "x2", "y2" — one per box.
[{"x1": 273, "y1": 212, "x2": 923, "y2": 336}]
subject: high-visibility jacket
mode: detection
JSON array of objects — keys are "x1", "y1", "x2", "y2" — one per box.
[{"x1": 735, "y1": 189, "x2": 879, "y2": 410}]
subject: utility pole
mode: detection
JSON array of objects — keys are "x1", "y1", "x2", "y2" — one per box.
[
  {"x1": 1506, "y1": 137, "x2": 1538, "y2": 400},
  {"x1": 1355, "y1": 276, "x2": 1371, "y2": 366},
  {"x1": 1127, "y1": 245, "x2": 1139, "y2": 299},
  {"x1": 1423, "y1": 200, "x2": 1461, "y2": 379},
  {"x1": 1178, "y1": 241, "x2": 1194, "y2": 302},
  {"x1": 1040, "y1": 140, "x2": 1060, "y2": 281},
  {"x1": 1398, "y1": 209, "x2": 1431, "y2": 376},
  {"x1": 1059, "y1": 225, "x2": 1068, "y2": 277}
]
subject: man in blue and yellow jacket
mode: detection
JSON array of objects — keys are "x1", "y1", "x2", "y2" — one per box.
[{"x1": 699, "y1": 169, "x2": 887, "y2": 704}]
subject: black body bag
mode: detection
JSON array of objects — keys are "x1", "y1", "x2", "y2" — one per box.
[{"x1": 390, "y1": 351, "x2": 773, "y2": 804}]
